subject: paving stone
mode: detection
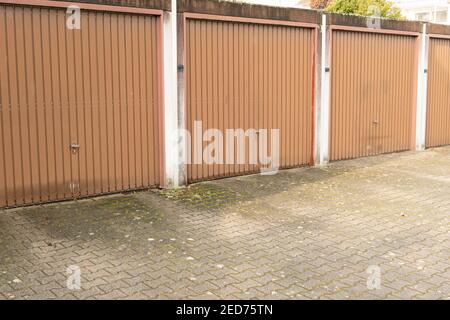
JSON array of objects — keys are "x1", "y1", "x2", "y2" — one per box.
[{"x1": 1, "y1": 147, "x2": 450, "y2": 299}]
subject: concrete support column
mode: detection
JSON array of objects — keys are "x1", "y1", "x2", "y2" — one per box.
[
  {"x1": 317, "y1": 14, "x2": 331, "y2": 165},
  {"x1": 415, "y1": 23, "x2": 429, "y2": 151},
  {"x1": 176, "y1": 9, "x2": 188, "y2": 186},
  {"x1": 163, "y1": 0, "x2": 182, "y2": 187}
]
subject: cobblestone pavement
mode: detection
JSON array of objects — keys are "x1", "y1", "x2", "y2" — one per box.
[{"x1": 1, "y1": 147, "x2": 450, "y2": 300}]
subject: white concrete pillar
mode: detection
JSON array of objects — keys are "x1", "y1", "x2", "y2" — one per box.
[
  {"x1": 415, "y1": 23, "x2": 429, "y2": 151},
  {"x1": 163, "y1": 0, "x2": 180, "y2": 187},
  {"x1": 318, "y1": 14, "x2": 331, "y2": 165}
]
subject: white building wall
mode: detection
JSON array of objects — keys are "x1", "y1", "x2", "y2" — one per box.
[
  {"x1": 394, "y1": 0, "x2": 450, "y2": 24},
  {"x1": 224, "y1": 0, "x2": 305, "y2": 8}
]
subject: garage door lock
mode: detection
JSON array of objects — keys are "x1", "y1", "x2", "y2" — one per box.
[{"x1": 70, "y1": 143, "x2": 80, "y2": 154}]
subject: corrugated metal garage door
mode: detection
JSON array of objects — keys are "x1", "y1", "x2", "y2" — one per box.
[
  {"x1": 426, "y1": 37, "x2": 450, "y2": 148},
  {"x1": 0, "y1": 4, "x2": 163, "y2": 208},
  {"x1": 186, "y1": 17, "x2": 316, "y2": 182},
  {"x1": 330, "y1": 29, "x2": 417, "y2": 161}
]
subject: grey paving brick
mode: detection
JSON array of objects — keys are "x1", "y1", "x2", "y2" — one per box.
[{"x1": 1, "y1": 147, "x2": 450, "y2": 299}]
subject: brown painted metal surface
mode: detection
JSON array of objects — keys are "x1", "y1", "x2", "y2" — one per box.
[
  {"x1": 426, "y1": 37, "x2": 450, "y2": 148},
  {"x1": 330, "y1": 29, "x2": 417, "y2": 161},
  {"x1": 0, "y1": 4, "x2": 162, "y2": 208},
  {"x1": 178, "y1": 0, "x2": 321, "y2": 25},
  {"x1": 50, "y1": 0, "x2": 172, "y2": 11},
  {"x1": 185, "y1": 16, "x2": 315, "y2": 182}
]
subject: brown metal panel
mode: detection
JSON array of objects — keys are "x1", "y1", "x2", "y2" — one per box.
[
  {"x1": 65, "y1": 11, "x2": 80, "y2": 198},
  {"x1": 56, "y1": 8, "x2": 72, "y2": 199},
  {"x1": 73, "y1": 11, "x2": 87, "y2": 197},
  {"x1": 46, "y1": 10, "x2": 62, "y2": 201},
  {"x1": 275, "y1": 26, "x2": 282, "y2": 168},
  {"x1": 96, "y1": 12, "x2": 109, "y2": 193},
  {"x1": 39, "y1": 11, "x2": 53, "y2": 198},
  {"x1": 293, "y1": 26, "x2": 299, "y2": 166},
  {"x1": 217, "y1": 21, "x2": 225, "y2": 177},
  {"x1": 288, "y1": 27, "x2": 294, "y2": 167},
  {"x1": 191, "y1": 19, "x2": 199, "y2": 180},
  {"x1": 131, "y1": 14, "x2": 139, "y2": 189},
  {"x1": 238, "y1": 22, "x2": 245, "y2": 175},
  {"x1": 202, "y1": 20, "x2": 209, "y2": 180},
  {"x1": 150, "y1": 15, "x2": 161, "y2": 186},
  {"x1": 138, "y1": 15, "x2": 148, "y2": 188},
  {"x1": 21, "y1": 8, "x2": 39, "y2": 202},
  {"x1": 103, "y1": 13, "x2": 113, "y2": 192},
  {"x1": 426, "y1": 37, "x2": 450, "y2": 148},
  {"x1": 124, "y1": 15, "x2": 135, "y2": 190},
  {"x1": 186, "y1": 17, "x2": 314, "y2": 182},
  {"x1": 117, "y1": 14, "x2": 129, "y2": 190},
  {"x1": 14, "y1": 7, "x2": 32, "y2": 204},
  {"x1": 0, "y1": 5, "x2": 11, "y2": 207},
  {"x1": 254, "y1": 23, "x2": 260, "y2": 174},
  {"x1": 131, "y1": 15, "x2": 141, "y2": 188},
  {"x1": 0, "y1": 4, "x2": 162, "y2": 208},
  {"x1": 205, "y1": 20, "x2": 212, "y2": 178},
  {"x1": 126, "y1": 16, "x2": 139, "y2": 189},
  {"x1": 0, "y1": 106, "x2": 5, "y2": 207},
  {"x1": 221, "y1": 20, "x2": 230, "y2": 177},
  {"x1": 80, "y1": 9, "x2": 95, "y2": 196},
  {"x1": 0, "y1": 69, "x2": 5, "y2": 207},
  {"x1": 279, "y1": 26, "x2": 286, "y2": 168},
  {"x1": 145, "y1": 16, "x2": 155, "y2": 186},
  {"x1": 330, "y1": 29, "x2": 417, "y2": 162},
  {"x1": 88, "y1": 11, "x2": 101, "y2": 195},
  {"x1": 215, "y1": 20, "x2": 222, "y2": 177},
  {"x1": 110, "y1": 12, "x2": 122, "y2": 190},
  {"x1": 5, "y1": 6, "x2": 25, "y2": 205}
]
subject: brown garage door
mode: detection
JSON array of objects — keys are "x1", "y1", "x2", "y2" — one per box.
[
  {"x1": 0, "y1": 4, "x2": 163, "y2": 208},
  {"x1": 186, "y1": 16, "x2": 316, "y2": 182},
  {"x1": 330, "y1": 29, "x2": 417, "y2": 161},
  {"x1": 426, "y1": 37, "x2": 450, "y2": 148}
]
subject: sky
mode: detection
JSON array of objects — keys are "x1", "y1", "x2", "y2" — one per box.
[{"x1": 227, "y1": 0, "x2": 305, "y2": 8}]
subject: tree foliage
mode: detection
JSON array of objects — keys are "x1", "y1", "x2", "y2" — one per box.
[
  {"x1": 310, "y1": 0, "x2": 331, "y2": 9},
  {"x1": 325, "y1": 0, "x2": 403, "y2": 19}
]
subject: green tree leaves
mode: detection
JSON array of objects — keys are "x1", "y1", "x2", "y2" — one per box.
[{"x1": 325, "y1": 0, "x2": 403, "y2": 19}]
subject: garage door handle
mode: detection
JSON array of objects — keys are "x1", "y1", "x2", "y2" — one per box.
[
  {"x1": 70, "y1": 143, "x2": 80, "y2": 154},
  {"x1": 373, "y1": 120, "x2": 379, "y2": 125}
]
